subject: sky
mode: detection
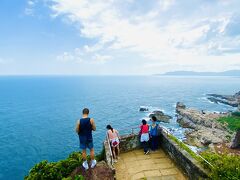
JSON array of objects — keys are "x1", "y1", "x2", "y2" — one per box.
[{"x1": 0, "y1": 0, "x2": 240, "y2": 75}]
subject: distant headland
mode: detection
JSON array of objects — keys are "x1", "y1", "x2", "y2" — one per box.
[{"x1": 157, "y1": 70, "x2": 240, "y2": 76}]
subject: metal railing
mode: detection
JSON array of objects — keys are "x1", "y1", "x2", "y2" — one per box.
[
  {"x1": 106, "y1": 132, "x2": 114, "y2": 166},
  {"x1": 117, "y1": 126, "x2": 139, "y2": 135}
]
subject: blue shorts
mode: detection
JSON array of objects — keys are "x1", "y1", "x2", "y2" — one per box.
[{"x1": 79, "y1": 136, "x2": 93, "y2": 150}]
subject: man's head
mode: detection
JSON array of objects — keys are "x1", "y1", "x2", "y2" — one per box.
[
  {"x1": 82, "y1": 108, "x2": 89, "y2": 115},
  {"x1": 151, "y1": 116, "x2": 157, "y2": 122}
]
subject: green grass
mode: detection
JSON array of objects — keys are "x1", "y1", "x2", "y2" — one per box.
[
  {"x1": 217, "y1": 115, "x2": 240, "y2": 131},
  {"x1": 168, "y1": 134, "x2": 201, "y2": 162},
  {"x1": 168, "y1": 134, "x2": 240, "y2": 179},
  {"x1": 201, "y1": 152, "x2": 240, "y2": 180}
]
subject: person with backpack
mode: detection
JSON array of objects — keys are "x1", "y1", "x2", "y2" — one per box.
[
  {"x1": 106, "y1": 125, "x2": 120, "y2": 162},
  {"x1": 150, "y1": 116, "x2": 159, "y2": 151},
  {"x1": 75, "y1": 108, "x2": 97, "y2": 170},
  {"x1": 139, "y1": 119, "x2": 150, "y2": 154}
]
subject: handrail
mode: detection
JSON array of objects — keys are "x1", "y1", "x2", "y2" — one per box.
[
  {"x1": 106, "y1": 132, "x2": 114, "y2": 166},
  {"x1": 117, "y1": 126, "x2": 139, "y2": 135}
]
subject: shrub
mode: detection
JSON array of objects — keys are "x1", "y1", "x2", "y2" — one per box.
[
  {"x1": 25, "y1": 149, "x2": 105, "y2": 180},
  {"x1": 74, "y1": 175, "x2": 84, "y2": 180},
  {"x1": 25, "y1": 152, "x2": 83, "y2": 180},
  {"x1": 232, "y1": 111, "x2": 240, "y2": 117},
  {"x1": 201, "y1": 152, "x2": 240, "y2": 180},
  {"x1": 217, "y1": 116, "x2": 240, "y2": 131}
]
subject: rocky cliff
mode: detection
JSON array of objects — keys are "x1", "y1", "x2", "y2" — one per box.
[
  {"x1": 207, "y1": 91, "x2": 240, "y2": 108},
  {"x1": 149, "y1": 110, "x2": 172, "y2": 123},
  {"x1": 176, "y1": 102, "x2": 233, "y2": 148},
  {"x1": 70, "y1": 161, "x2": 114, "y2": 180}
]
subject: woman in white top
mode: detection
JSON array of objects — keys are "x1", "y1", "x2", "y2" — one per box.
[{"x1": 106, "y1": 124, "x2": 120, "y2": 162}]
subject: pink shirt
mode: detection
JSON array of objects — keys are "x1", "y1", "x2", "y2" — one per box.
[
  {"x1": 140, "y1": 124, "x2": 149, "y2": 134},
  {"x1": 107, "y1": 129, "x2": 119, "y2": 140}
]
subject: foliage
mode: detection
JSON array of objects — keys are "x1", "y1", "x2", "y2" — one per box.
[
  {"x1": 167, "y1": 134, "x2": 201, "y2": 161},
  {"x1": 217, "y1": 115, "x2": 240, "y2": 131},
  {"x1": 95, "y1": 148, "x2": 105, "y2": 162},
  {"x1": 25, "y1": 152, "x2": 83, "y2": 180},
  {"x1": 168, "y1": 134, "x2": 240, "y2": 179},
  {"x1": 200, "y1": 152, "x2": 240, "y2": 180},
  {"x1": 25, "y1": 149, "x2": 105, "y2": 180},
  {"x1": 232, "y1": 111, "x2": 240, "y2": 117},
  {"x1": 74, "y1": 175, "x2": 84, "y2": 180}
]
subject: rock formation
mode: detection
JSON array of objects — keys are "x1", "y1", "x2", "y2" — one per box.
[
  {"x1": 176, "y1": 102, "x2": 233, "y2": 148},
  {"x1": 149, "y1": 110, "x2": 172, "y2": 123},
  {"x1": 207, "y1": 91, "x2": 240, "y2": 107},
  {"x1": 139, "y1": 106, "x2": 149, "y2": 112},
  {"x1": 230, "y1": 130, "x2": 240, "y2": 149},
  {"x1": 70, "y1": 161, "x2": 114, "y2": 180}
]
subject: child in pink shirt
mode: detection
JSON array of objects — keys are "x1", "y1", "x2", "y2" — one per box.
[
  {"x1": 139, "y1": 119, "x2": 150, "y2": 154},
  {"x1": 106, "y1": 125, "x2": 120, "y2": 162}
]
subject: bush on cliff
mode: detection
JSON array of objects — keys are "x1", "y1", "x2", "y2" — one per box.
[
  {"x1": 24, "y1": 152, "x2": 83, "y2": 180},
  {"x1": 201, "y1": 152, "x2": 240, "y2": 180},
  {"x1": 217, "y1": 115, "x2": 240, "y2": 131},
  {"x1": 232, "y1": 111, "x2": 240, "y2": 117},
  {"x1": 24, "y1": 150, "x2": 105, "y2": 180}
]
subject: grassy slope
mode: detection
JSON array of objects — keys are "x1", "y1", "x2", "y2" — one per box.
[{"x1": 217, "y1": 115, "x2": 240, "y2": 131}]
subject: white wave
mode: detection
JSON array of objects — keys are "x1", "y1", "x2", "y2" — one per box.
[
  {"x1": 172, "y1": 103, "x2": 176, "y2": 108},
  {"x1": 198, "y1": 96, "x2": 208, "y2": 101}
]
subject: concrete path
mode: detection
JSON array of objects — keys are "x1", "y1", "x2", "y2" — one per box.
[{"x1": 114, "y1": 149, "x2": 187, "y2": 180}]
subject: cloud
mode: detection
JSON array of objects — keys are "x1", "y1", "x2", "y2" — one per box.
[
  {"x1": 92, "y1": 54, "x2": 112, "y2": 64},
  {"x1": 56, "y1": 47, "x2": 112, "y2": 64},
  {"x1": 49, "y1": 0, "x2": 240, "y2": 73},
  {"x1": 24, "y1": 0, "x2": 38, "y2": 16},
  {"x1": 57, "y1": 52, "x2": 75, "y2": 62}
]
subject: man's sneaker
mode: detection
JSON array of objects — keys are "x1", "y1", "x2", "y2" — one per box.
[
  {"x1": 145, "y1": 150, "x2": 150, "y2": 155},
  {"x1": 91, "y1": 159, "x2": 97, "y2": 168},
  {"x1": 113, "y1": 159, "x2": 118, "y2": 163},
  {"x1": 82, "y1": 160, "x2": 89, "y2": 170}
]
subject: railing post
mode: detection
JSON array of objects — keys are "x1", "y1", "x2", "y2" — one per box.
[{"x1": 106, "y1": 133, "x2": 114, "y2": 166}]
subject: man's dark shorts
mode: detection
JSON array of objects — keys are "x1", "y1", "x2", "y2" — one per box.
[{"x1": 79, "y1": 136, "x2": 93, "y2": 150}]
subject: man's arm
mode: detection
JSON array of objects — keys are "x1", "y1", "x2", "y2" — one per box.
[
  {"x1": 90, "y1": 118, "x2": 96, "y2": 131},
  {"x1": 75, "y1": 120, "x2": 80, "y2": 133}
]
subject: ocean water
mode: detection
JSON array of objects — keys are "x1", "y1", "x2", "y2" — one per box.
[{"x1": 0, "y1": 76, "x2": 239, "y2": 180}]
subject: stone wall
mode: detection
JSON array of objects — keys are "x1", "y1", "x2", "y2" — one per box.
[
  {"x1": 119, "y1": 133, "x2": 141, "y2": 153},
  {"x1": 160, "y1": 132, "x2": 209, "y2": 179},
  {"x1": 103, "y1": 140, "x2": 114, "y2": 169}
]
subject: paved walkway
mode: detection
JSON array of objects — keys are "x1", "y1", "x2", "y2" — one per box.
[{"x1": 114, "y1": 149, "x2": 187, "y2": 180}]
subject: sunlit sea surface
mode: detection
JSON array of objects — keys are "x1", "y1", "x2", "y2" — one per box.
[{"x1": 0, "y1": 76, "x2": 239, "y2": 180}]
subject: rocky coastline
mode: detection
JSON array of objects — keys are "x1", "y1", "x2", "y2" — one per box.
[
  {"x1": 149, "y1": 110, "x2": 172, "y2": 123},
  {"x1": 207, "y1": 91, "x2": 240, "y2": 108},
  {"x1": 176, "y1": 102, "x2": 234, "y2": 151}
]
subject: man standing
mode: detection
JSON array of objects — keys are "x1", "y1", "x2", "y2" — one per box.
[{"x1": 75, "y1": 108, "x2": 96, "y2": 170}]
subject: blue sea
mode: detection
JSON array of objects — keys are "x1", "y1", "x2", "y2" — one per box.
[{"x1": 0, "y1": 76, "x2": 239, "y2": 180}]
